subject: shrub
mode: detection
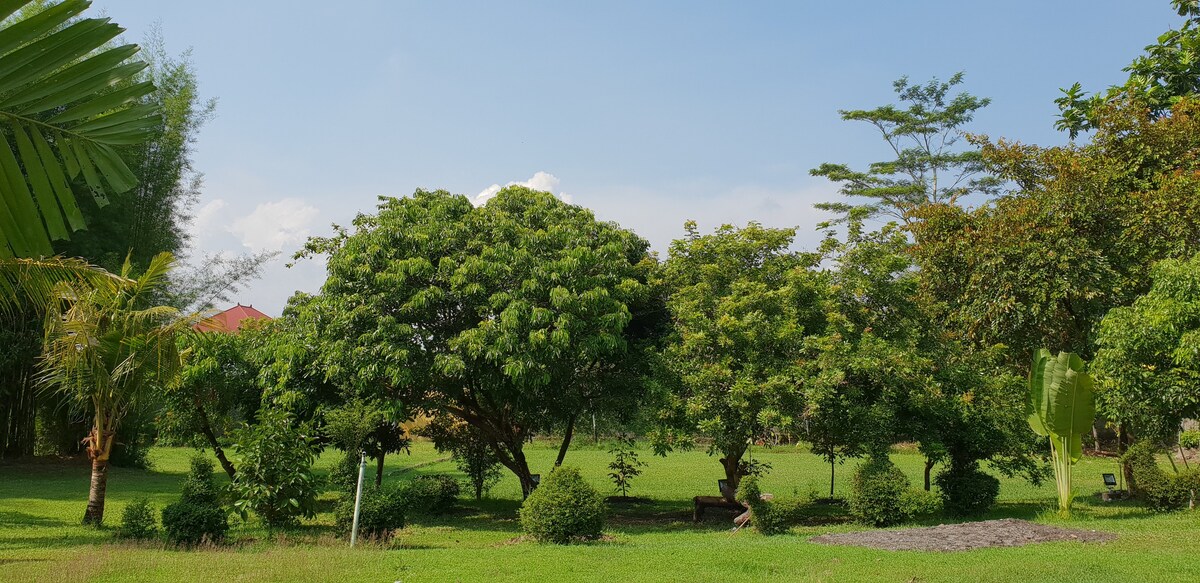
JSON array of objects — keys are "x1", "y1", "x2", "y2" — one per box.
[
  {"x1": 334, "y1": 485, "x2": 406, "y2": 539},
  {"x1": 608, "y1": 435, "x2": 647, "y2": 498},
  {"x1": 162, "y1": 501, "x2": 229, "y2": 546},
  {"x1": 519, "y1": 466, "x2": 605, "y2": 543},
  {"x1": 162, "y1": 455, "x2": 228, "y2": 545},
  {"x1": 421, "y1": 416, "x2": 502, "y2": 501},
  {"x1": 1181, "y1": 430, "x2": 1200, "y2": 450},
  {"x1": 229, "y1": 407, "x2": 319, "y2": 529},
  {"x1": 1124, "y1": 440, "x2": 1193, "y2": 511},
  {"x1": 935, "y1": 463, "x2": 999, "y2": 517},
  {"x1": 403, "y1": 474, "x2": 460, "y2": 515},
  {"x1": 328, "y1": 452, "x2": 362, "y2": 495},
  {"x1": 849, "y1": 456, "x2": 911, "y2": 527},
  {"x1": 900, "y1": 488, "x2": 943, "y2": 519},
  {"x1": 736, "y1": 476, "x2": 803, "y2": 535},
  {"x1": 117, "y1": 498, "x2": 157, "y2": 540}
]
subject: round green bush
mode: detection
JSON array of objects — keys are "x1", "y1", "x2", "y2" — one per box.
[
  {"x1": 1124, "y1": 440, "x2": 1193, "y2": 511},
  {"x1": 403, "y1": 474, "x2": 461, "y2": 515},
  {"x1": 519, "y1": 466, "x2": 605, "y2": 544},
  {"x1": 899, "y1": 488, "x2": 943, "y2": 519},
  {"x1": 935, "y1": 464, "x2": 999, "y2": 517},
  {"x1": 162, "y1": 501, "x2": 228, "y2": 546},
  {"x1": 849, "y1": 457, "x2": 910, "y2": 527},
  {"x1": 334, "y1": 485, "x2": 406, "y2": 539},
  {"x1": 117, "y1": 498, "x2": 158, "y2": 540}
]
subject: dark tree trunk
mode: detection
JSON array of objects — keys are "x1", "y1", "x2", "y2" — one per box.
[
  {"x1": 83, "y1": 457, "x2": 109, "y2": 525},
  {"x1": 376, "y1": 452, "x2": 385, "y2": 486},
  {"x1": 555, "y1": 414, "x2": 576, "y2": 467},
  {"x1": 924, "y1": 458, "x2": 935, "y2": 491},
  {"x1": 830, "y1": 458, "x2": 836, "y2": 498},
  {"x1": 194, "y1": 403, "x2": 236, "y2": 480},
  {"x1": 719, "y1": 453, "x2": 745, "y2": 503}
]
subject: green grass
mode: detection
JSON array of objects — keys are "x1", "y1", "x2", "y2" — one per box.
[{"x1": 2, "y1": 441, "x2": 1198, "y2": 582}]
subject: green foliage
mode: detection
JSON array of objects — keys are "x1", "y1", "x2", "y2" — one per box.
[
  {"x1": 300, "y1": 187, "x2": 656, "y2": 493},
  {"x1": 656, "y1": 221, "x2": 824, "y2": 491},
  {"x1": 811, "y1": 72, "x2": 997, "y2": 224},
  {"x1": 849, "y1": 457, "x2": 911, "y2": 527},
  {"x1": 1181, "y1": 430, "x2": 1200, "y2": 450},
  {"x1": 426, "y1": 420, "x2": 503, "y2": 501},
  {"x1": 162, "y1": 455, "x2": 227, "y2": 545},
  {"x1": 117, "y1": 498, "x2": 157, "y2": 540},
  {"x1": 899, "y1": 488, "x2": 943, "y2": 519},
  {"x1": 519, "y1": 466, "x2": 605, "y2": 544},
  {"x1": 1028, "y1": 349, "x2": 1095, "y2": 516},
  {"x1": 736, "y1": 475, "x2": 804, "y2": 535},
  {"x1": 1057, "y1": 1, "x2": 1200, "y2": 137},
  {"x1": 328, "y1": 451, "x2": 362, "y2": 495},
  {"x1": 334, "y1": 485, "x2": 406, "y2": 539},
  {"x1": 0, "y1": 0, "x2": 161, "y2": 258},
  {"x1": 403, "y1": 474, "x2": 460, "y2": 515},
  {"x1": 229, "y1": 407, "x2": 319, "y2": 529},
  {"x1": 607, "y1": 435, "x2": 646, "y2": 497},
  {"x1": 1123, "y1": 441, "x2": 1197, "y2": 511},
  {"x1": 1095, "y1": 254, "x2": 1200, "y2": 442},
  {"x1": 935, "y1": 463, "x2": 999, "y2": 517}
]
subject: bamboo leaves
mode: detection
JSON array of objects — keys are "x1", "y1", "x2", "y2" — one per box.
[{"x1": 0, "y1": 0, "x2": 158, "y2": 258}]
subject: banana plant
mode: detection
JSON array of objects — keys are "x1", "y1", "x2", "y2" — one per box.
[
  {"x1": 1027, "y1": 348, "x2": 1096, "y2": 516},
  {"x1": 0, "y1": 0, "x2": 159, "y2": 258}
]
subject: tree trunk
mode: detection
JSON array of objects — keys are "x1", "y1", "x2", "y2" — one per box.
[
  {"x1": 82, "y1": 456, "x2": 109, "y2": 525},
  {"x1": 375, "y1": 452, "x2": 385, "y2": 486},
  {"x1": 830, "y1": 458, "x2": 836, "y2": 498},
  {"x1": 924, "y1": 458, "x2": 935, "y2": 491},
  {"x1": 554, "y1": 414, "x2": 576, "y2": 467},
  {"x1": 719, "y1": 453, "x2": 744, "y2": 503},
  {"x1": 1093, "y1": 425, "x2": 1102, "y2": 454},
  {"x1": 195, "y1": 403, "x2": 236, "y2": 480}
]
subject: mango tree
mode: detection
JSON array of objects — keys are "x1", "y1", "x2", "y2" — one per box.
[{"x1": 1027, "y1": 349, "x2": 1095, "y2": 516}]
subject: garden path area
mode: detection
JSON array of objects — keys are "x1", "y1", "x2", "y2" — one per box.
[{"x1": 810, "y1": 518, "x2": 1116, "y2": 551}]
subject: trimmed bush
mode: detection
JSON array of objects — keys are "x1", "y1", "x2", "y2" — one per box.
[
  {"x1": 117, "y1": 498, "x2": 157, "y2": 540},
  {"x1": 1124, "y1": 441, "x2": 1194, "y2": 511},
  {"x1": 935, "y1": 463, "x2": 999, "y2": 517},
  {"x1": 900, "y1": 488, "x2": 943, "y2": 519},
  {"x1": 334, "y1": 485, "x2": 406, "y2": 539},
  {"x1": 163, "y1": 455, "x2": 228, "y2": 545},
  {"x1": 850, "y1": 456, "x2": 910, "y2": 526},
  {"x1": 1181, "y1": 430, "x2": 1200, "y2": 450},
  {"x1": 736, "y1": 476, "x2": 803, "y2": 535},
  {"x1": 519, "y1": 466, "x2": 605, "y2": 544},
  {"x1": 328, "y1": 452, "x2": 361, "y2": 495},
  {"x1": 403, "y1": 474, "x2": 460, "y2": 515}
]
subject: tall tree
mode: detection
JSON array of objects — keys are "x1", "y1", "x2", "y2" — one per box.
[
  {"x1": 38, "y1": 252, "x2": 192, "y2": 525},
  {"x1": 301, "y1": 187, "x2": 655, "y2": 496},
  {"x1": 654, "y1": 221, "x2": 824, "y2": 499},
  {"x1": 810, "y1": 73, "x2": 997, "y2": 224},
  {"x1": 1057, "y1": 1, "x2": 1200, "y2": 137}
]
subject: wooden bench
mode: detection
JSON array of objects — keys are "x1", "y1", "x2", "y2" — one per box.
[{"x1": 692, "y1": 495, "x2": 746, "y2": 522}]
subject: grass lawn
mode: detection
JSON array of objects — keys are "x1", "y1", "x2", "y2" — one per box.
[{"x1": 2, "y1": 441, "x2": 1198, "y2": 582}]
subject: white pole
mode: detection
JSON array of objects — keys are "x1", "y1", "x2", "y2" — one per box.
[{"x1": 350, "y1": 451, "x2": 367, "y2": 547}]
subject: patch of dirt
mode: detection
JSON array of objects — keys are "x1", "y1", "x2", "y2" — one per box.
[{"x1": 809, "y1": 518, "x2": 1116, "y2": 552}]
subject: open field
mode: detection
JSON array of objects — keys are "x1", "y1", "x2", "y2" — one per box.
[{"x1": 2, "y1": 442, "x2": 1198, "y2": 583}]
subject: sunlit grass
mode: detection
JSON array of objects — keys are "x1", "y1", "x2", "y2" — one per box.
[{"x1": 1, "y1": 441, "x2": 1197, "y2": 582}]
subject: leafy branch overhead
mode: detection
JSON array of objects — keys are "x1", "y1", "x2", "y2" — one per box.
[{"x1": 0, "y1": 0, "x2": 159, "y2": 258}]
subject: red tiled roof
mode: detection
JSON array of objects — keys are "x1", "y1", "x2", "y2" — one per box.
[{"x1": 194, "y1": 303, "x2": 271, "y2": 333}]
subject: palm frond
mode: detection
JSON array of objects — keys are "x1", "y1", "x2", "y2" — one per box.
[
  {"x1": 0, "y1": 254, "x2": 124, "y2": 315},
  {"x1": 0, "y1": 0, "x2": 159, "y2": 258}
]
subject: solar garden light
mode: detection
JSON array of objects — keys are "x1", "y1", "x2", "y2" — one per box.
[
  {"x1": 350, "y1": 451, "x2": 367, "y2": 547},
  {"x1": 1102, "y1": 473, "x2": 1117, "y2": 492}
]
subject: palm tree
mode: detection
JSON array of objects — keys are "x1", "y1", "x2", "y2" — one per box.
[
  {"x1": 1, "y1": 255, "x2": 123, "y2": 314},
  {"x1": 1, "y1": 0, "x2": 159, "y2": 258},
  {"x1": 38, "y1": 252, "x2": 194, "y2": 525}
]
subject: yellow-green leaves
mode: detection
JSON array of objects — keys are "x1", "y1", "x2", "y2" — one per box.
[{"x1": 0, "y1": 0, "x2": 159, "y2": 257}]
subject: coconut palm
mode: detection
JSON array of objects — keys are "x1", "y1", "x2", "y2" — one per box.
[
  {"x1": 0, "y1": 0, "x2": 159, "y2": 258},
  {"x1": 1, "y1": 255, "x2": 123, "y2": 314},
  {"x1": 38, "y1": 251, "x2": 194, "y2": 525}
]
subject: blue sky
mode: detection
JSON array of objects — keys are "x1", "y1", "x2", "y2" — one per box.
[{"x1": 98, "y1": 0, "x2": 1183, "y2": 314}]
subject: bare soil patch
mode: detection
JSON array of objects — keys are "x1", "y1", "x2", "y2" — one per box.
[{"x1": 809, "y1": 518, "x2": 1116, "y2": 552}]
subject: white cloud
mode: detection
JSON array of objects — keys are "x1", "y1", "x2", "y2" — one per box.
[
  {"x1": 191, "y1": 199, "x2": 227, "y2": 232},
  {"x1": 228, "y1": 198, "x2": 320, "y2": 252},
  {"x1": 474, "y1": 171, "x2": 571, "y2": 205}
]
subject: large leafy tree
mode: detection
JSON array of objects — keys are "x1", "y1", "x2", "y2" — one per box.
[
  {"x1": 0, "y1": 0, "x2": 160, "y2": 258},
  {"x1": 1094, "y1": 254, "x2": 1200, "y2": 442},
  {"x1": 301, "y1": 187, "x2": 655, "y2": 495},
  {"x1": 810, "y1": 73, "x2": 998, "y2": 224},
  {"x1": 38, "y1": 252, "x2": 192, "y2": 525},
  {"x1": 654, "y1": 222, "x2": 824, "y2": 499},
  {"x1": 910, "y1": 97, "x2": 1200, "y2": 360},
  {"x1": 1057, "y1": 1, "x2": 1200, "y2": 137}
]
